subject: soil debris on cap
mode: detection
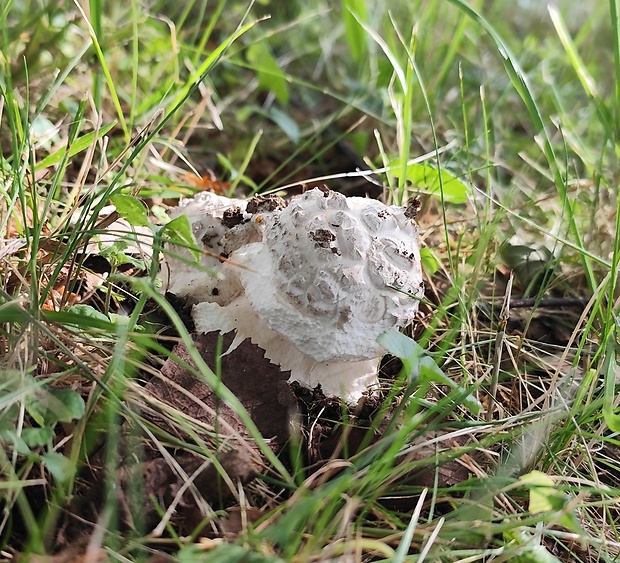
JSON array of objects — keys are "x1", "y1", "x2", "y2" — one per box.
[{"x1": 246, "y1": 194, "x2": 288, "y2": 214}]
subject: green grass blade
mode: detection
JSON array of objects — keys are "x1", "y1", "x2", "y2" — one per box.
[
  {"x1": 447, "y1": 0, "x2": 597, "y2": 295},
  {"x1": 34, "y1": 121, "x2": 115, "y2": 171},
  {"x1": 73, "y1": 0, "x2": 129, "y2": 139},
  {"x1": 393, "y1": 489, "x2": 426, "y2": 562},
  {"x1": 549, "y1": 6, "x2": 615, "y2": 140},
  {"x1": 342, "y1": 0, "x2": 369, "y2": 63}
]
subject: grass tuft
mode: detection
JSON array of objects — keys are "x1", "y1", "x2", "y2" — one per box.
[{"x1": 1, "y1": 0, "x2": 619, "y2": 561}]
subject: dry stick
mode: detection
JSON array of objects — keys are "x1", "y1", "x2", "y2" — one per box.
[
  {"x1": 506, "y1": 297, "x2": 588, "y2": 309},
  {"x1": 486, "y1": 272, "x2": 513, "y2": 422},
  {"x1": 270, "y1": 140, "x2": 458, "y2": 194}
]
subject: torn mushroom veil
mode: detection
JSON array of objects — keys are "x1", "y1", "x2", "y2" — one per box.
[{"x1": 164, "y1": 188, "x2": 424, "y2": 402}]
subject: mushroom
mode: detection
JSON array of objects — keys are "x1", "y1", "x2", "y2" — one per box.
[
  {"x1": 162, "y1": 191, "x2": 283, "y2": 304},
  {"x1": 164, "y1": 188, "x2": 424, "y2": 402}
]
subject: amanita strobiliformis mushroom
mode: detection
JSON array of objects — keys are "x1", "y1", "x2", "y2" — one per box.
[{"x1": 163, "y1": 187, "x2": 424, "y2": 402}]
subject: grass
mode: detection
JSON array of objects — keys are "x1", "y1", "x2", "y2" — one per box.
[{"x1": 1, "y1": 0, "x2": 620, "y2": 561}]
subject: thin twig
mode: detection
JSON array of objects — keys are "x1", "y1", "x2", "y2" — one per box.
[
  {"x1": 506, "y1": 297, "x2": 589, "y2": 309},
  {"x1": 487, "y1": 272, "x2": 513, "y2": 422}
]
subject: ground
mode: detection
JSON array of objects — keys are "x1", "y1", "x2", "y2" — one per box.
[{"x1": 1, "y1": 1, "x2": 619, "y2": 561}]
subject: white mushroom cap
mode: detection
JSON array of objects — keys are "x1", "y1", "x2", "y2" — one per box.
[
  {"x1": 193, "y1": 294, "x2": 382, "y2": 401},
  {"x1": 166, "y1": 188, "x2": 424, "y2": 402}
]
